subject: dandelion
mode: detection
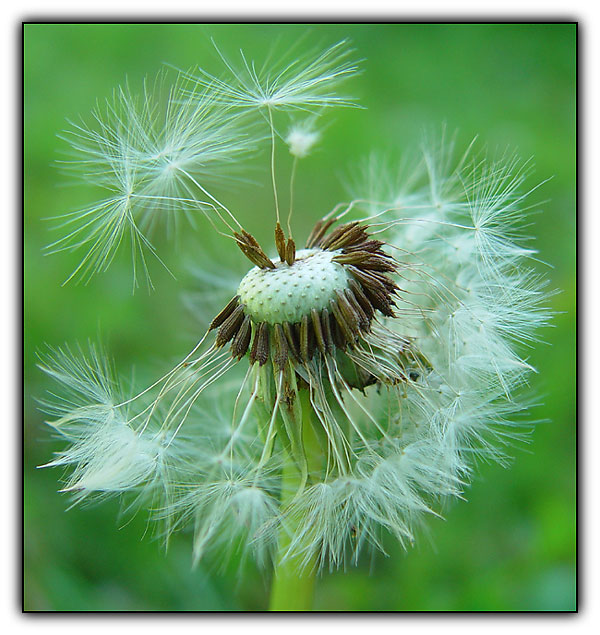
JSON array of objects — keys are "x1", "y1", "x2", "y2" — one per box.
[{"x1": 40, "y1": 41, "x2": 550, "y2": 611}]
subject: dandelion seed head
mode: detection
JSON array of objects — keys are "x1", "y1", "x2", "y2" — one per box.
[{"x1": 41, "y1": 41, "x2": 551, "y2": 571}]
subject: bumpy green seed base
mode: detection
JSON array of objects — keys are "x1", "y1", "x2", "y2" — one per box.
[{"x1": 237, "y1": 249, "x2": 351, "y2": 324}]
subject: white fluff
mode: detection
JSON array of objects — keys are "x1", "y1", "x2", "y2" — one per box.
[{"x1": 40, "y1": 44, "x2": 550, "y2": 570}]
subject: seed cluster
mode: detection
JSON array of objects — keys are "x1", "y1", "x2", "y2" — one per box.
[{"x1": 209, "y1": 220, "x2": 400, "y2": 370}]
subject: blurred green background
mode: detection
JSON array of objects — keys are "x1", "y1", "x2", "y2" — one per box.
[{"x1": 24, "y1": 23, "x2": 576, "y2": 611}]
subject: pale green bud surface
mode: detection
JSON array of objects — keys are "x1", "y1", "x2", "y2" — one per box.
[{"x1": 237, "y1": 249, "x2": 351, "y2": 324}]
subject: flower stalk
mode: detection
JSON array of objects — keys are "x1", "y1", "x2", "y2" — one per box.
[{"x1": 269, "y1": 391, "x2": 321, "y2": 612}]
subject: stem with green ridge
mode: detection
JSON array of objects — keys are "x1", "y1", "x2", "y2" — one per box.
[{"x1": 269, "y1": 391, "x2": 323, "y2": 611}]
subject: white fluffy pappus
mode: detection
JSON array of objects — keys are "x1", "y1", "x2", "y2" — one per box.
[
  {"x1": 38, "y1": 345, "x2": 167, "y2": 502},
  {"x1": 48, "y1": 74, "x2": 258, "y2": 287},
  {"x1": 39, "y1": 42, "x2": 551, "y2": 572},
  {"x1": 285, "y1": 121, "x2": 321, "y2": 158}
]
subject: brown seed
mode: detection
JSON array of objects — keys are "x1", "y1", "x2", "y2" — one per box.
[
  {"x1": 345, "y1": 289, "x2": 370, "y2": 332},
  {"x1": 273, "y1": 323, "x2": 289, "y2": 371},
  {"x1": 306, "y1": 218, "x2": 336, "y2": 249},
  {"x1": 275, "y1": 222, "x2": 287, "y2": 262},
  {"x1": 334, "y1": 249, "x2": 396, "y2": 272},
  {"x1": 348, "y1": 279, "x2": 375, "y2": 322},
  {"x1": 328, "y1": 225, "x2": 370, "y2": 251},
  {"x1": 241, "y1": 230, "x2": 263, "y2": 250},
  {"x1": 300, "y1": 314, "x2": 311, "y2": 362},
  {"x1": 306, "y1": 322, "x2": 316, "y2": 360},
  {"x1": 283, "y1": 322, "x2": 300, "y2": 360},
  {"x1": 209, "y1": 295, "x2": 240, "y2": 331},
  {"x1": 348, "y1": 266, "x2": 397, "y2": 297},
  {"x1": 357, "y1": 256, "x2": 397, "y2": 273},
  {"x1": 330, "y1": 297, "x2": 358, "y2": 346},
  {"x1": 234, "y1": 231, "x2": 276, "y2": 269},
  {"x1": 216, "y1": 304, "x2": 246, "y2": 347},
  {"x1": 311, "y1": 308, "x2": 327, "y2": 355},
  {"x1": 320, "y1": 308, "x2": 334, "y2": 354},
  {"x1": 285, "y1": 237, "x2": 296, "y2": 266},
  {"x1": 320, "y1": 221, "x2": 360, "y2": 250},
  {"x1": 361, "y1": 285, "x2": 396, "y2": 317},
  {"x1": 300, "y1": 314, "x2": 317, "y2": 362},
  {"x1": 293, "y1": 322, "x2": 303, "y2": 351},
  {"x1": 332, "y1": 250, "x2": 375, "y2": 266},
  {"x1": 335, "y1": 290, "x2": 361, "y2": 334},
  {"x1": 342, "y1": 239, "x2": 384, "y2": 253},
  {"x1": 231, "y1": 315, "x2": 252, "y2": 359},
  {"x1": 250, "y1": 322, "x2": 270, "y2": 366},
  {"x1": 366, "y1": 269, "x2": 399, "y2": 293},
  {"x1": 329, "y1": 306, "x2": 348, "y2": 350}
]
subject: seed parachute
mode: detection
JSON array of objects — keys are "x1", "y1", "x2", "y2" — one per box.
[{"x1": 40, "y1": 40, "x2": 550, "y2": 572}]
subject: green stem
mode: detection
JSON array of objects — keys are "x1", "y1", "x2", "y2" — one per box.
[
  {"x1": 269, "y1": 392, "x2": 321, "y2": 611},
  {"x1": 268, "y1": 457, "x2": 316, "y2": 610}
]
